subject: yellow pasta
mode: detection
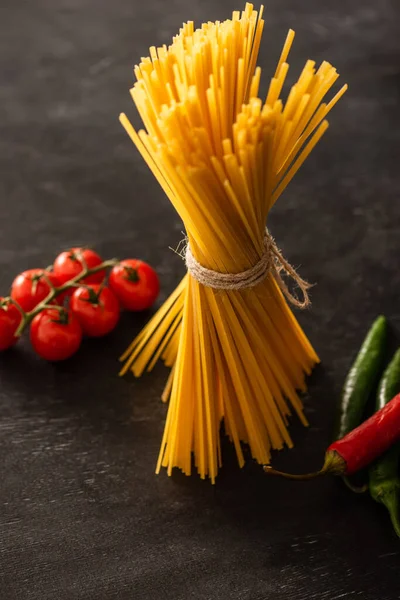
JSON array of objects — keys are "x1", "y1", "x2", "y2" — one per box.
[{"x1": 119, "y1": 3, "x2": 347, "y2": 482}]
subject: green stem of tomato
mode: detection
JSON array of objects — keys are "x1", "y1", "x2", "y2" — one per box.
[
  {"x1": 6, "y1": 297, "x2": 27, "y2": 320},
  {"x1": 13, "y1": 258, "x2": 120, "y2": 337}
]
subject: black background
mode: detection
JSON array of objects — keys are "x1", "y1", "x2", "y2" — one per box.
[{"x1": 1, "y1": 1, "x2": 400, "y2": 599}]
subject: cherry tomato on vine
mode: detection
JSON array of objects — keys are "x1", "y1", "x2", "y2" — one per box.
[
  {"x1": 11, "y1": 269, "x2": 62, "y2": 312},
  {"x1": 70, "y1": 284, "x2": 120, "y2": 337},
  {"x1": 30, "y1": 308, "x2": 82, "y2": 361},
  {"x1": 53, "y1": 248, "x2": 105, "y2": 287},
  {"x1": 0, "y1": 298, "x2": 22, "y2": 351},
  {"x1": 109, "y1": 259, "x2": 160, "y2": 311}
]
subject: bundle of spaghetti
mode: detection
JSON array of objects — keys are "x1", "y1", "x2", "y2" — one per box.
[{"x1": 119, "y1": 3, "x2": 347, "y2": 482}]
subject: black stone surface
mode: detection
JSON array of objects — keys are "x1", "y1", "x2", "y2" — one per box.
[{"x1": 1, "y1": 1, "x2": 400, "y2": 599}]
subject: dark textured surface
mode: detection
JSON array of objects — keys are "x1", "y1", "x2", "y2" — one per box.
[{"x1": 1, "y1": 1, "x2": 400, "y2": 599}]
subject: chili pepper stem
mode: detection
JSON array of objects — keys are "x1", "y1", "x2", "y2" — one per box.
[
  {"x1": 342, "y1": 476, "x2": 367, "y2": 494},
  {"x1": 380, "y1": 489, "x2": 400, "y2": 538},
  {"x1": 263, "y1": 450, "x2": 346, "y2": 481},
  {"x1": 263, "y1": 465, "x2": 325, "y2": 480}
]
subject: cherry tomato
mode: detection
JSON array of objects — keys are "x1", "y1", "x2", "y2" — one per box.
[
  {"x1": 11, "y1": 269, "x2": 62, "y2": 312},
  {"x1": 0, "y1": 298, "x2": 22, "y2": 350},
  {"x1": 70, "y1": 284, "x2": 120, "y2": 337},
  {"x1": 30, "y1": 308, "x2": 82, "y2": 361},
  {"x1": 53, "y1": 248, "x2": 105, "y2": 287},
  {"x1": 109, "y1": 259, "x2": 160, "y2": 311}
]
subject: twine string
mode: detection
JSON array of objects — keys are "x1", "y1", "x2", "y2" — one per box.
[{"x1": 184, "y1": 230, "x2": 311, "y2": 309}]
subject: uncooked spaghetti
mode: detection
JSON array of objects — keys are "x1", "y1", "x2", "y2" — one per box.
[{"x1": 119, "y1": 3, "x2": 347, "y2": 482}]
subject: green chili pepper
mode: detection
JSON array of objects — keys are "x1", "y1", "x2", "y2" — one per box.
[
  {"x1": 334, "y1": 315, "x2": 387, "y2": 491},
  {"x1": 368, "y1": 349, "x2": 400, "y2": 537}
]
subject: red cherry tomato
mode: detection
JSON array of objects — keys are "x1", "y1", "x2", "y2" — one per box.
[
  {"x1": 11, "y1": 269, "x2": 62, "y2": 312},
  {"x1": 109, "y1": 259, "x2": 160, "y2": 311},
  {"x1": 0, "y1": 298, "x2": 22, "y2": 350},
  {"x1": 53, "y1": 248, "x2": 105, "y2": 287},
  {"x1": 30, "y1": 309, "x2": 82, "y2": 361},
  {"x1": 70, "y1": 284, "x2": 120, "y2": 337}
]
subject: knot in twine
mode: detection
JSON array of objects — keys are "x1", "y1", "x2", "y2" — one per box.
[{"x1": 184, "y1": 230, "x2": 311, "y2": 309}]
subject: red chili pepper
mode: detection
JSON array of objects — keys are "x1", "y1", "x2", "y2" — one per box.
[{"x1": 264, "y1": 392, "x2": 400, "y2": 480}]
